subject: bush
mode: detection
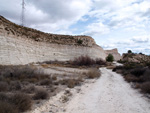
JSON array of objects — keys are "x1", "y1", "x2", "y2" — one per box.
[
  {"x1": 0, "y1": 92, "x2": 9, "y2": 101},
  {"x1": 0, "y1": 101, "x2": 18, "y2": 113},
  {"x1": 106, "y1": 54, "x2": 114, "y2": 62},
  {"x1": 0, "y1": 65, "x2": 50, "y2": 83},
  {"x1": 142, "y1": 69, "x2": 150, "y2": 82},
  {"x1": 130, "y1": 68, "x2": 146, "y2": 77},
  {"x1": 140, "y1": 82, "x2": 150, "y2": 94},
  {"x1": 124, "y1": 75, "x2": 140, "y2": 82},
  {"x1": 67, "y1": 79, "x2": 76, "y2": 88},
  {"x1": 77, "y1": 39, "x2": 83, "y2": 44},
  {"x1": 95, "y1": 58, "x2": 106, "y2": 65},
  {"x1": 9, "y1": 81, "x2": 22, "y2": 91},
  {"x1": 52, "y1": 76, "x2": 57, "y2": 81},
  {"x1": 33, "y1": 90, "x2": 49, "y2": 100},
  {"x1": 0, "y1": 82, "x2": 9, "y2": 92},
  {"x1": 22, "y1": 85, "x2": 36, "y2": 94},
  {"x1": 86, "y1": 69, "x2": 101, "y2": 79},
  {"x1": 72, "y1": 55, "x2": 95, "y2": 66},
  {"x1": 11, "y1": 93, "x2": 32, "y2": 112},
  {"x1": 40, "y1": 79, "x2": 52, "y2": 85},
  {"x1": 128, "y1": 50, "x2": 132, "y2": 53},
  {"x1": 112, "y1": 66, "x2": 124, "y2": 72}
]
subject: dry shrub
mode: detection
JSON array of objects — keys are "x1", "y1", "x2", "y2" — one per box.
[
  {"x1": 33, "y1": 89, "x2": 49, "y2": 100},
  {"x1": 95, "y1": 58, "x2": 106, "y2": 65},
  {"x1": 59, "y1": 78, "x2": 81, "y2": 88},
  {"x1": 67, "y1": 79, "x2": 76, "y2": 88},
  {"x1": 72, "y1": 55, "x2": 95, "y2": 66},
  {"x1": 40, "y1": 79, "x2": 52, "y2": 85},
  {"x1": 0, "y1": 65, "x2": 50, "y2": 83},
  {"x1": 0, "y1": 92, "x2": 32, "y2": 112},
  {"x1": 0, "y1": 101, "x2": 18, "y2": 113},
  {"x1": 61, "y1": 95, "x2": 69, "y2": 103},
  {"x1": 0, "y1": 92, "x2": 9, "y2": 101},
  {"x1": 0, "y1": 81, "x2": 9, "y2": 92},
  {"x1": 54, "y1": 81, "x2": 59, "y2": 85},
  {"x1": 22, "y1": 85, "x2": 36, "y2": 94},
  {"x1": 52, "y1": 76, "x2": 57, "y2": 81},
  {"x1": 143, "y1": 69, "x2": 150, "y2": 82},
  {"x1": 124, "y1": 75, "x2": 140, "y2": 82},
  {"x1": 140, "y1": 82, "x2": 150, "y2": 94},
  {"x1": 112, "y1": 66, "x2": 124, "y2": 72},
  {"x1": 130, "y1": 68, "x2": 146, "y2": 77},
  {"x1": 86, "y1": 69, "x2": 101, "y2": 79},
  {"x1": 9, "y1": 81, "x2": 21, "y2": 91},
  {"x1": 11, "y1": 93, "x2": 32, "y2": 112}
]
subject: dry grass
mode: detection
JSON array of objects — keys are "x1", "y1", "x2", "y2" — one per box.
[
  {"x1": 40, "y1": 79, "x2": 52, "y2": 85},
  {"x1": 86, "y1": 68, "x2": 101, "y2": 79},
  {"x1": 0, "y1": 81, "x2": 9, "y2": 92},
  {"x1": 0, "y1": 101, "x2": 18, "y2": 113},
  {"x1": 71, "y1": 55, "x2": 106, "y2": 66},
  {"x1": 0, "y1": 92, "x2": 32, "y2": 112},
  {"x1": 140, "y1": 82, "x2": 150, "y2": 94},
  {"x1": 33, "y1": 89, "x2": 49, "y2": 100},
  {"x1": 114, "y1": 61, "x2": 150, "y2": 94},
  {"x1": 11, "y1": 93, "x2": 32, "y2": 112}
]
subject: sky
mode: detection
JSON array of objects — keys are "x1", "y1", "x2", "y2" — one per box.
[{"x1": 0, "y1": 0, "x2": 150, "y2": 55}]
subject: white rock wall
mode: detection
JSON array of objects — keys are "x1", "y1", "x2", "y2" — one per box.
[{"x1": 0, "y1": 34, "x2": 107, "y2": 65}]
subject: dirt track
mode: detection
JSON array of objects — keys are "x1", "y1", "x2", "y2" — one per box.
[{"x1": 64, "y1": 68, "x2": 150, "y2": 113}]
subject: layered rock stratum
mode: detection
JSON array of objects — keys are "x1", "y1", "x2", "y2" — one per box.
[{"x1": 0, "y1": 16, "x2": 121, "y2": 65}]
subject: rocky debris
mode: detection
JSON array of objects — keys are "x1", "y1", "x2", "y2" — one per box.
[{"x1": 121, "y1": 53, "x2": 150, "y2": 64}]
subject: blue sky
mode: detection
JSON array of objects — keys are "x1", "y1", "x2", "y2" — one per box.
[{"x1": 0, "y1": 0, "x2": 150, "y2": 54}]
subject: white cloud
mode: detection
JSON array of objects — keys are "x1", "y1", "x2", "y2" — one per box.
[
  {"x1": 132, "y1": 35, "x2": 150, "y2": 43},
  {"x1": 0, "y1": 0, "x2": 150, "y2": 54},
  {"x1": 82, "y1": 22, "x2": 110, "y2": 36}
]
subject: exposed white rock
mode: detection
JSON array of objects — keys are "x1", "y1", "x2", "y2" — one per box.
[{"x1": 0, "y1": 16, "x2": 121, "y2": 65}]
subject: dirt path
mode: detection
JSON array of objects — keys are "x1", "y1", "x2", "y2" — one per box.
[{"x1": 64, "y1": 68, "x2": 150, "y2": 113}]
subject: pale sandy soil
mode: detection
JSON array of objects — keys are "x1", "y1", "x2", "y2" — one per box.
[
  {"x1": 29, "y1": 67, "x2": 150, "y2": 113},
  {"x1": 65, "y1": 68, "x2": 150, "y2": 113}
]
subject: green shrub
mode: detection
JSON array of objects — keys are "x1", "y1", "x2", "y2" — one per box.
[
  {"x1": 106, "y1": 54, "x2": 114, "y2": 62},
  {"x1": 77, "y1": 39, "x2": 83, "y2": 44},
  {"x1": 128, "y1": 50, "x2": 132, "y2": 53}
]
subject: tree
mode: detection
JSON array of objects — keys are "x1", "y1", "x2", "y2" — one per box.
[
  {"x1": 106, "y1": 54, "x2": 114, "y2": 62},
  {"x1": 77, "y1": 39, "x2": 83, "y2": 45},
  {"x1": 128, "y1": 50, "x2": 132, "y2": 53}
]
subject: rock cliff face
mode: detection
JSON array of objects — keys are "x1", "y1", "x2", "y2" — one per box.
[
  {"x1": 105, "y1": 48, "x2": 121, "y2": 61},
  {"x1": 0, "y1": 16, "x2": 120, "y2": 65}
]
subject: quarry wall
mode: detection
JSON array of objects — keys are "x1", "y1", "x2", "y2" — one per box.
[
  {"x1": 0, "y1": 16, "x2": 120, "y2": 65},
  {"x1": 0, "y1": 34, "x2": 107, "y2": 65}
]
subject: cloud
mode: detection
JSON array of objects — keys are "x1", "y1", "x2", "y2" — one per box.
[
  {"x1": 132, "y1": 35, "x2": 150, "y2": 43},
  {"x1": 0, "y1": 0, "x2": 92, "y2": 33},
  {"x1": 24, "y1": 0, "x2": 92, "y2": 32},
  {"x1": 82, "y1": 22, "x2": 110, "y2": 36},
  {"x1": 89, "y1": 0, "x2": 150, "y2": 29},
  {"x1": 102, "y1": 44, "x2": 116, "y2": 50},
  {"x1": 0, "y1": 0, "x2": 150, "y2": 54}
]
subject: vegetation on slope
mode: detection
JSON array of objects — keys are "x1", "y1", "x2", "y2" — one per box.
[
  {"x1": 113, "y1": 52, "x2": 150, "y2": 95},
  {"x1": 0, "y1": 15, "x2": 95, "y2": 46}
]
